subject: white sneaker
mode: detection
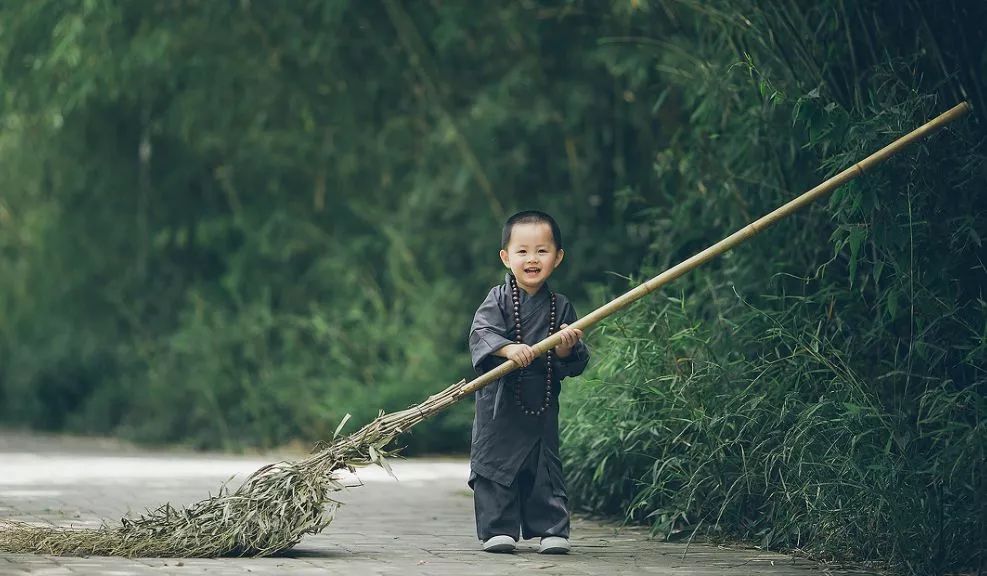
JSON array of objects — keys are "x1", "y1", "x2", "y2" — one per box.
[
  {"x1": 538, "y1": 536, "x2": 570, "y2": 554},
  {"x1": 482, "y1": 535, "x2": 516, "y2": 553}
]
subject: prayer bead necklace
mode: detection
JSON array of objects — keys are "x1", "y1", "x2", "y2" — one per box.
[{"x1": 509, "y1": 275, "x2": 557, "y2": 416}]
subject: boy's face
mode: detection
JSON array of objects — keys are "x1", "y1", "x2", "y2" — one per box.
[{"x1": 500, "y1": 222, "x2": 564, "y2": 295}]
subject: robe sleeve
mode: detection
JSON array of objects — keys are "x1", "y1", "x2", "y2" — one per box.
[
  {"x1": 469, "y1": 287, "x2": 515, "y2": 375},
  {"x1": 554, "y1": 297, "x2": 589, "y2": 379}
]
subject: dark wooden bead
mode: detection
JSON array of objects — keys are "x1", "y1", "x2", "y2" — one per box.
[{"x1": 510, "y1": 281, "x2": 557, "y2": 415}]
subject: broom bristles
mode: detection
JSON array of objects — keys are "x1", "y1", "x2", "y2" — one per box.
[
  {"x1": 1, "y1": 444, "x2": 362, "y2": 557},
  {"x1": 0, "y1": 379, "x2": 466, "y2": 558}
]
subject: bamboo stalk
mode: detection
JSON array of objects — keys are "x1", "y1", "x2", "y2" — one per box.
[{"x1": 460, "y1": 101, "x2": 972, "y2": 396}]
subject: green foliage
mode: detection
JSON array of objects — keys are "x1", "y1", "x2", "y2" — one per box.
[
  {"x1": 0, "y1": 3, "x2": 664, "y2": 451},
  {"x1": 565, "y1": 284, "x2": 986, "y2": 571},
  {"x1": 561, "y1": 1, "x2": 986, "y2": 574}
]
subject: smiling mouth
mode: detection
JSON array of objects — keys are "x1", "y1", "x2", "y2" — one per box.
[{"x1": 523, "y1": 267, "x2": 540, "y2": 274}]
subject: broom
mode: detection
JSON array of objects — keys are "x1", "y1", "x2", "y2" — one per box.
[{"x1": 0, "y1": 101, "x2": 971, "y2": 557}]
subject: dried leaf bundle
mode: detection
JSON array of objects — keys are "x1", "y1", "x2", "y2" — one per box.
[{"x1": 0, "y1": 380, "x2": 466, "y2": 557}]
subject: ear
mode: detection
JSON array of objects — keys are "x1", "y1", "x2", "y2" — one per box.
[
  {"x1": 553, "y1": 249, "x2": 565, "y2": 268},
  {"x1": 499, "y1": 249, "x2": 511, "y2": 268}
]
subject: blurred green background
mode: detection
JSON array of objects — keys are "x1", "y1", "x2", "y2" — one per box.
[{"x1": 1, "y1": 1, "x2": 984, "y2": 573}]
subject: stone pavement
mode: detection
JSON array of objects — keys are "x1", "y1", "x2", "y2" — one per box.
[{"x1": 0, "y1": 432, "x2": 872, "y2": 576}]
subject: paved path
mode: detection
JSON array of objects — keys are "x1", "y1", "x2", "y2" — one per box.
[{"x1": 0, "y1": 432, "x2": 870, "y2": 575}]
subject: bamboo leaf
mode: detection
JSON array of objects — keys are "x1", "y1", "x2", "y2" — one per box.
[{"x1": 333, "y1": 414, "x2": 352, "y2": 439}]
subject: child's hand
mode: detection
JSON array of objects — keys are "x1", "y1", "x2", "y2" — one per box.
[
  {"x1": 503, "y1": 343, "x2": 536, "y2": 368},
  {"x1": 554, "y1": 323, "x2": 583, "y2": 358}
]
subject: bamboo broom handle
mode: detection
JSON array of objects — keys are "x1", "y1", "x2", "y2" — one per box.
[{"x1": 460, "y1": 101, "x2": 971, "y2": 397}]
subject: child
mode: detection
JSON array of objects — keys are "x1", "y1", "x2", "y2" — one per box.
[{"x1": 467, "y1": 210, "x2": 590, "y2": 554}]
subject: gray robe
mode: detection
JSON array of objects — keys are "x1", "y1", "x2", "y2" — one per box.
[{"x1": 468, "y1": 273, "x2": 590, "y2": 489}]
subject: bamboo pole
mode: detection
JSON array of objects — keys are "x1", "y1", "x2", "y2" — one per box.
[{"x1": 459, "y1": 101, "x2": 971, "y2": 397}]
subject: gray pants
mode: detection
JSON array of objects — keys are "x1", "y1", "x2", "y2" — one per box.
[{"x1": 472, "y1": 442, "x2": 570, "y2": 541}]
